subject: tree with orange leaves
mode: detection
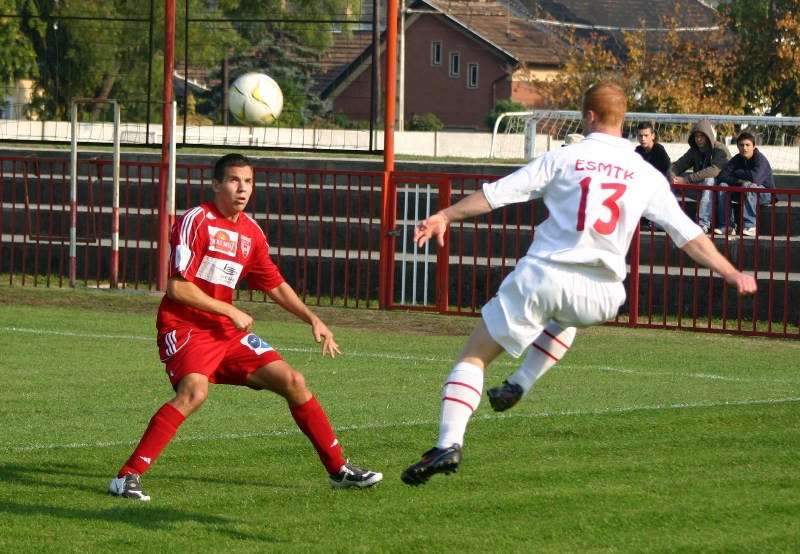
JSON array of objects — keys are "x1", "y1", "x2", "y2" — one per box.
[{"x1": 533, "y1": 17, "x2": 739, "y2": 114}]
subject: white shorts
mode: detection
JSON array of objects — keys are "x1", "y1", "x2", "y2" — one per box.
[{"x1": 481, "y1": 257, "x2": 626, "y2": 358}]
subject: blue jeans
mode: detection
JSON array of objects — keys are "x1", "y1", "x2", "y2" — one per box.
[
  {"x1": 683, "y1": 178, "x2": 714, "y2": 229},
  {"x1": 716, "y1": 182, "x2": 772, "y2": 230},
  {"x1": 673, "y1": 179, "x2": 713, "y2": 228}
]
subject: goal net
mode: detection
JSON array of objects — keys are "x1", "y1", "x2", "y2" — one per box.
[{"x1": 490, "y1": 110, "x2": 800, "y2": 172}]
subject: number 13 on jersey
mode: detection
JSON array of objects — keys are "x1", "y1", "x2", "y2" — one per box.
[{"x1": 576, "y1": 177, "x2": 627, "y2": 235}]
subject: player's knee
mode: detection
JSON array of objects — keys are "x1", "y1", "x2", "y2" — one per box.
[
  {"x1": 175, "y1": 380, "x2": 208, "y2": 411},
  {"x1": 187, "y1": 387, "x2": 208, "y2": 407},
  {"x1": 284, "y1": 369, "x2": 307, "y2": 394}
]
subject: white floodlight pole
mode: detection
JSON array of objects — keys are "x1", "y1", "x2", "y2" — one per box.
[
  {"x1": 69, "y1": 101, "x2": 78, "y2": 288},
  {"x1": 398, "y1": 0, "x2": 405, "y2": 132},
  {"x1": 110, "y1": 100, "x2": 121, "y2": 288},
  {"x1": 167, "y1": 100, "x2": 177, "y2": 223}
]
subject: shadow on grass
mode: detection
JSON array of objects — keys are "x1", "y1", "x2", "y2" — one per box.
[{"x1": 0, "y1": 462, "x2": 281, "y2": 543}]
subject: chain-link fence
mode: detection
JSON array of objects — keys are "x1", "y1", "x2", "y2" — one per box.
[
  {"x1": 491, "y1": 110, "x2": 800, "y2": 172},
  {"x1": 0, "y1": 0, "x2": 388, "y2": 154}
]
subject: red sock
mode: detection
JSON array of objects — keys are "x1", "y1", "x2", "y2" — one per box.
[
  {"x1": 290, "y1": 396, "x2": 345, "y2": 475},
  {"x1": 118, "y1": 403, "x2": 186, "y2": 477}
]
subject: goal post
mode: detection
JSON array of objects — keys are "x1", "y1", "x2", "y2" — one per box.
[
  {"x1": 490, "y1": 110, "x2": 800, "y2": 172},
  {"x1": 69, "y1": 98, "x2": 122, "y2": 288},
  {"x1": 67, "y1": 99, "x2": 178, "y2": 289}
]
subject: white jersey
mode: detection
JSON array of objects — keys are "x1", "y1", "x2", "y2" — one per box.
[{"x1": 482, "y1": 132, "x2": 702, "y2": 281}]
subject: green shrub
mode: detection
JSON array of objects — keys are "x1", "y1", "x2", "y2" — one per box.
[
  {"x1": 406, "y1": 113, "x2": 444, "y2": 132},
  {"x1": 486, "y1": 99, "x2": 527, "y2": 131}
]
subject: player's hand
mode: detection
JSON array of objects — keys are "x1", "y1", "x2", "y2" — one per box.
[
  {"x1": 228, "y1": 307, "x2": 253, "y2": 333},
  {"x1": 311, "y1": 319, "x2": 341, "y2": 358},
  {"x1": 726, "y1": 272, "x2": 757, "y2": 296},
  {"x1": 413, "y1": 212, "x2": 449, "y2": 248}
]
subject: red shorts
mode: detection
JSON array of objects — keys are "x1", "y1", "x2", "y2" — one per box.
[{"x1": 157, "y1": 326, "x2": 283, "y2": 389}]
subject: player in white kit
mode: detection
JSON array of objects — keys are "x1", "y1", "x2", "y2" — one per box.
[{"x1": 401, "y1": 83, "x2": 757, "y2": 486}]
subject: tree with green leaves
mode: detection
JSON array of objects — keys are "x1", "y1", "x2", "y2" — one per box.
[
  {"x1": 205, "y1": 0, "x2": 361, "y2": 126},
  {"x1": 0, "y1": 0, "x2": 45, "y2": 113},
  {"x1": 8, "y1": 0, "x2": 359, "y2": 124},
  {"x1": 718, "y1": 0, "x2": 800, "y2": 116}
]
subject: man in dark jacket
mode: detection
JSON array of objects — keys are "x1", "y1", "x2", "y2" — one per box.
[
  {"x1": 668, "y1": 119, "x2": 731, "y2": 233},
  {"x1": 715, "y1": 131, "x2": 775, "y2": 237},
  {"x1": 635, "y1": 121, "x2": 670, "y2": 176}
]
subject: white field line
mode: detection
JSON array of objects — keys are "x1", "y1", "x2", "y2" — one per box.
[
  {"x1": 2, "y1": 396, "x2": 799, "y2": 454},
  {"x1": 581, "y1": 366, "x2": 754, "y2": 382},
  {"x1": 1, "y1": 326, "x2": 153, "y2": 341},
  {"x1": 3, "y1": 326, "x2": 799, "y2": 384},
  {"x1": 3, "y1": 326, "x2": 797, "y2": 384}
]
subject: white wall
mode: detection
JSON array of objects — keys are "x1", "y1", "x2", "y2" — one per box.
[{"x1": 1, "y1": 119, "x2": 798, "y2": 171}]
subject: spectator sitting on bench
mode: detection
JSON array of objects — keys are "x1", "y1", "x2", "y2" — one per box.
[
  {"x1": 714, "y1": 131, "x2": 775, "y2": 237},
  {"x1": 636, "y1": 121, "x2": 671, "y2": 231},
  {"x1": 668, "y1": 120, "x2": 731, "y2": 233},
  {"x1": 635, "y1": 121, "x2": 670, "y2": 177}
]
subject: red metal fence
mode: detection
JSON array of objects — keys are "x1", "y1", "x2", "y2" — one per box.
[
  {"x1": 385, "y1": 172, "x2": 800, "y2": 339},
  {"x1": 1, "y1": 155, "x2": 384, "y2": 308},
  {"x1": 1, "y1": 155, "x2": 798, "y2": 338}
]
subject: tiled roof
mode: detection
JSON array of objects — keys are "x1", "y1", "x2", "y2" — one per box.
[
  {"x1": 312, "y1": 0, "x2": 720, "y2": 97},
  {"x1": 414, "y1": 0, "x2": 564, "y2": 66},
  {"x1": 527, "y1": 0, "x2": 718, "y2": 29},
  {"x1": 524, "y1": 0, "x2": 720, "y2": 59},
  {"x1": 313, "y1": 0, "x2": 566, "y2": 97},
  {"x1": 311, "y1": 30, "x2": 376, "y2": 96}
]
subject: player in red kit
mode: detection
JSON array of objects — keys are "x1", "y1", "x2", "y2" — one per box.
[{"x1": 109, "y1": 153, "x2": 382, "y2": 500}]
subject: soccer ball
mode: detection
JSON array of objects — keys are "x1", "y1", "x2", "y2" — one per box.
[{"x1": 228, "y1": 72, "x2": 284, "y2": 126}]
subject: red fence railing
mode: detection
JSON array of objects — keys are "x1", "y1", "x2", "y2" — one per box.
[
  {"x1": 1, "y1": 155, "x2": 798, "y2": 338},
  {"x1": 1, "y1": 155, "x2": 384, "y2": 308},
  {"x1": 386, "y1": 172, "x2": 800, "y2": 339}
]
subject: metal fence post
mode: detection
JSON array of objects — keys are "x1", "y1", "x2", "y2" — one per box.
[{"x1": 628, "y1": 226, "x2": 641, "y2": 326}]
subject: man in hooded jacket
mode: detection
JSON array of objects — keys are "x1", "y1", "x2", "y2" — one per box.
[{"x1": 668, "y1": 119, "x2": 731, "y2": 233}]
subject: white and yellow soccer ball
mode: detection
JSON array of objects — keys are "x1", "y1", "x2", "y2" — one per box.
[{"x1": 228, "y1": 72, "x2": 284, "y2": 126}]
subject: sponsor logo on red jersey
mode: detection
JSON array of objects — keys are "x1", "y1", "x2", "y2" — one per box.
[
  {"x1": 241, "y1": 235, "x2": 252, "y2": 258},
  {"x1": 208, "y1": 226, "x2": 238, "y2": 256},
  {"x1": 196, "y1": 256, "x2": 243, "y2": 288}
]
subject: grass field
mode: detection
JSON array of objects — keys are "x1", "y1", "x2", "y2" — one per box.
[{"x1": 1, "y1": 285, "x2": 799, "y2": 553}]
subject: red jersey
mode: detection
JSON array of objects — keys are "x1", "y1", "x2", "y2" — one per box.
[{"x1": 157, "y1": 201, "x2": 285, "y2": 333}]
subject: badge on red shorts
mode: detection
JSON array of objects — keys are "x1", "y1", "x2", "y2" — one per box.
[{"x1": 241, "y1": 333, "x2": 273, "y2": 355}]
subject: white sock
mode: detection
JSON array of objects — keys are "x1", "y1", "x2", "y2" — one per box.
[
  {"x1": 437, "y1": 362, "x2": 484, "y2": 449},
  {"x1": 509, "y1": 323, "x2": 576, "y2": 396}
]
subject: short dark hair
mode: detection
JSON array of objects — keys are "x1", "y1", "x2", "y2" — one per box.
[
  {"x1": 636, "y1": 121, "x2": 655, "y2": 132},
  {"x1": 213, "y1": 153, "x2": 253, "y2": 182},
  {"x1": 736, "y1": 131, "x2": 756, "y2": 146}
]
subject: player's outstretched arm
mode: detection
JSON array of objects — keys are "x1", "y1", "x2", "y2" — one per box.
[
  {"x1": 266, "y1": 282, "x2": 341, "y2": 357},
  {"x1": 680, "y1": 234, "x2": 757, "y2": 295},
  {"x1": 414, "y1": 189, "x2": 493, "y2": 248},
  {"x1": 167, "y1": 276, "x2": 254, "y2": 332}
]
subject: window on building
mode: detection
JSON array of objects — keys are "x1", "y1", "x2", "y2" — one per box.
[
  {"x1": 449, "y1": 52, "x2": 460, "y2": 77},
  {"x1": 431, "y1": 41, "x2": 442, "y2": 66},
  {"x1": 467, "y1": 63, "x2": 479, "y2": 88}
]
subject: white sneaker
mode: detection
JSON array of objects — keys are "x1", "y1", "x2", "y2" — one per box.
[
  {"x1": 742, "y1": 227, "x2": 756, "y2": 237},
  {"x1": 109, "y1": 473, "x2": 151, "y2": 501},
  {"x1": 329, "y1": 462, "x2": 383, "y2": 489}
]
